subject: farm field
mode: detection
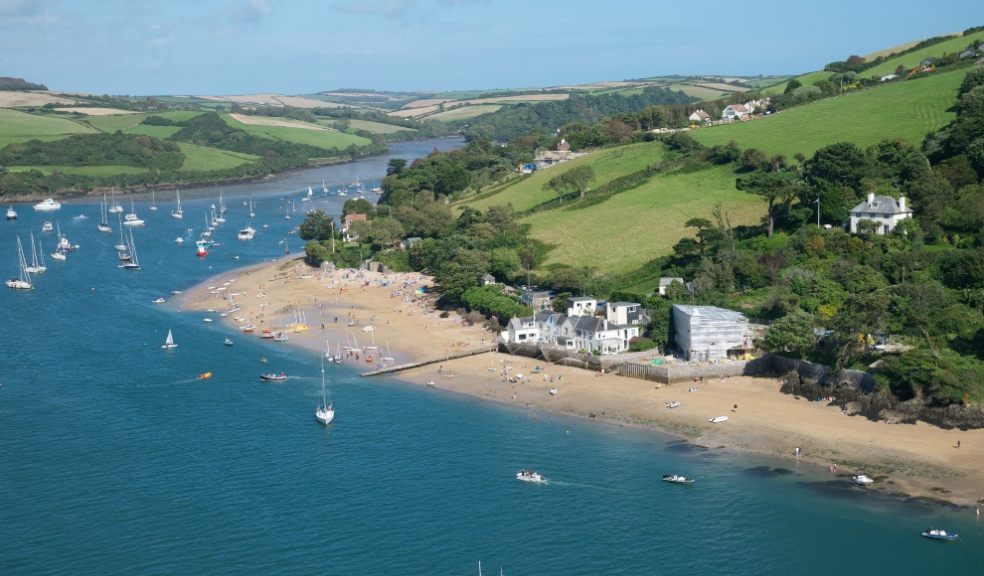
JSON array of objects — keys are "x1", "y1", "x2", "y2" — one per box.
[
  {"x1": 690, "y1": 67, "x2": 967, "y2": 157},
  {"x1": 0, "y1": 108, "x2": 96, "y2": 148},
  {"x1": 426, "y1": 105, "x2": 502, "y2": 121},
  {"x1": 176, "y1": 143, "x2": 258, "y2": 171},
  {"x1": 342, "y1": 119, "x2": 416, "y2": 134},
  {"x1": 221, "y1": 114, "x2": 370, "y2": 151},
  {"x1": 863, "y1": 29, "x2": 984, "y2": 77},
  {"x1": 7, "y1": 164, "x2": 150, "y2": 177},
  {"x1": 83, "y1": 110, "x2": 203, "y2": 132},
  {"x1": 522, "y1": 165, "x2": 762, "y2": 273},
  {"x1": 463, "y1": 140, "x2": 667, "y2": 213},
  {"x1": 669, "y1": 83, "x2": 731, "y2": 100}
]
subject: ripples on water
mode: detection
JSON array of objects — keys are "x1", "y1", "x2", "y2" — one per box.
[{"x1": 2, "y1": 139, "x2": 982, "y2": 574}]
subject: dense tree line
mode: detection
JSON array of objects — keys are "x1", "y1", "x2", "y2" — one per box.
[
  {"x1": 0, "y1": 77, "x2": 47, "y2": 91},
  {"x1": 459, "y1": 87, "x2": 695, "y2": 141},
  {"x1": 0, "y1": 132, "x2": 184, "y2": 170}
]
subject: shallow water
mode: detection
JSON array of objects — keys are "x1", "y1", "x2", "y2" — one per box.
[{"x1": 2, "y1": 139, "x2": 983, "y2": 575}]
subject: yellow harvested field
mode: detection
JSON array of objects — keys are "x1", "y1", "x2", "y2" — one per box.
[
  {"x1": 391, "y1": 93, "x2": 570, "y2": 118},
  {"x1": 0, "y1": 91, "x2": 77, "y2": 108},
  {"x1": 427, "y1": 105, "x2": 502, "y2": 121},
  {"x1": 389, "y1": 106, "x2": 440, "y2": 118},
  {"x1": 227, "y1": 113, "x2": 326, "y2": 130},
  {"x1": 201, "y1": 93, "x2": 342, "y2": 108},
  {"x1": 692, "y1": 82, "x2": 748, "y2": 92},
  {"x1": 53, "y1": 107, "x2": 139, "y2": 116},
  {"x1": 403, "y1": 98, "x2": 455, "y2": 109}
]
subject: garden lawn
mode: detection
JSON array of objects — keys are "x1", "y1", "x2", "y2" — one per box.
[
  {"x1": 522, "y1": 164, "x2": 763, "y2": 274},
  {"x1": 690, "y1": 68, "x2": 966, "y2": 157},
  {"x1": 0, "y1": 108, "x2": 96, "y2": 148},
  {"x1": 464, "y1": 140, "x2": 668, "y2": 213}
]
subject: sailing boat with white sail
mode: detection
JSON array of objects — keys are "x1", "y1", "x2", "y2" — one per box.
[
  {"x1": 315, "y1": 358, "x2": 335, "y2": 426},
  {"x1": 248, "y1": 196, "x2": 255, "y2": 219},
  {"x1": 25, "y1": 233, "x2": 46, "y2": 274},
  {"x1": 107, "y1": 191, "x2": 123, "y2": 214},
  {"x1": 97, "y1": 195, "x2": 112, "y2": 233},
  {"x1": 149, "y1": 190, "x2": 158, "y2": 211},
  {"x1": 115, "y1": 212, "x2": 128, "y2": 252},
  {"x1": 171, "y1": 190, "x2": 184, "y2": 219},
  {"x1": 161, "y1": 329, "x2": 178, "y2": 349},
  {"x1": 122, "y1": 228, "x2": 140, "y2": 270},
  {"x1": 6, "y1": 236, "x2": 33, "y2": 289},
  {"x1": 123, "y1": 200, "x2": 144, "y2": 227}
]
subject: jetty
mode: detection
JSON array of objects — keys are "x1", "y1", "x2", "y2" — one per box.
[{"x1": 360, "y1": 345, "x2": 492, "y2": 377}]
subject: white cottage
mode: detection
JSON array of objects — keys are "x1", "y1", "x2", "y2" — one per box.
[{"x1": 848, "y1": 192, "x2": 912, "y2": 235}]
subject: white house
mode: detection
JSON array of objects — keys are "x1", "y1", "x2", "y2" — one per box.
[
  {"x1": 481, "y1": 273, "x2": 497, "y2": 286},
  {"x1": 658, "y1": 277, "x2": 685, "y2": 297},
  {"x1": 848, "y1": 192, "x2": 913, "y2": 235},
  {"x1": 500, "y1": 297, "x2": 644, "y2": 355},
  {"x1": 672, "y1": 305, "x2": 752, "y2": 361},
  {"x1": 688, "y1": 109, "x2": 711, "y2": 123},
  {"x1": 721, "y1": 104, "x2": 749, "y2": 120}
]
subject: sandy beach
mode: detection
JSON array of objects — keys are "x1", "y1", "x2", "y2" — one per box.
[{"x1": 179, "y1": 257, "x2": 984, "y2": 508}]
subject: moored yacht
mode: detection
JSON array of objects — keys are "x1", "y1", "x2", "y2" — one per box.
[
  {"x1": 6, "y1": 236, "x2": 33, "y2": 289},
  {"x1": 662, "y1": 474, "x2": 695, "y2": 484},
  {"x1": 237, "y1": 225, "x2": 256, "y2": 240},
  {"x1": 33, "y1": 198, "x2": 61, "y2": 212},
  {"x1": 516, "y1": 470, "x2": 546, "y2": 484},
  {"x1": 6, "y1": 205, "x2": 16, "y2": 221}
]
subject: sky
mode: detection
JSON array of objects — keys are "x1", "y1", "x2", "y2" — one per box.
[{"x1": 1, "y1": 0, "x2": 982, "y2": 95}]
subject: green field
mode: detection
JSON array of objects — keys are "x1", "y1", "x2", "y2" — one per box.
[
  {"x1": 221, "y1": 114, "x2": 370, "y2": 151},
  {"x1": 83, "y1": 110, "x2": 203, "y2": 132},
  {"x1": 464, "y1": 140, "x2": 668, "y2": 213},
  {"x1": 176, "y1": 143, "x2": 258, "y2": 171},
  {"x1": 669, "y1": 83, "x2": 730, "y2": 100},
  {"x1": 522, "y1": 165, "x2": 762, "y2": 273},
  {"x1": 0, "y1": 108, "x2": 96, "y2": 148},
  {"x1": 864, "y1": 29, "x2": 984, "y2": 77},
  {"x1": 427, "y1": 105, "x2": 502, "y2": 121},
  {"x1": 690, "y1": 67, "x2": 966, "y2": 157},
  {"x1": 342, "y1": 119, "x2": 416, "y2": 134},
  {"x1": 8, "y1": 164, "x2": 150, "y2": 176}
]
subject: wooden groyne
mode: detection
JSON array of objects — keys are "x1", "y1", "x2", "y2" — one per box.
[{"x1": 360, "y1": 346, "x2": 493, "y2": 377}]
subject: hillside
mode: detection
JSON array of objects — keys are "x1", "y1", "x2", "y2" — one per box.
[
  {"x1": 690, "y1": 67, "x2": 968, "y2": 157},
  {"x1": 0, "y1": 108, "x2": 96, "y2": 148}
]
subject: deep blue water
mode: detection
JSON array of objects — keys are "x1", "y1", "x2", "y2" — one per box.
[{"x1": 2, "y1": 138, "x2": 983, "y2": 575}]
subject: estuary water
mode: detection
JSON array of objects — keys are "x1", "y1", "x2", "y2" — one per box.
[{"x1": 2, "y1": 137, "x2": 982, "y2": 575}]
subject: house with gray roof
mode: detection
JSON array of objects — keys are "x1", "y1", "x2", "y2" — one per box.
[
  {"x1": 500, "y1": 296, "x2": 644, "y2": 354},
  {"x1": 672, "y1": 305, "x2": 752, "y2": 361},
  {"x1": 481, "y1": 273, "x2": 497, "y2": 285},
  {"x1": 658, "y1": 277, "x2": 686, "y2": 296},
  {"x1": 848, "y1": 192, "x2": 912, "y2": 235},
  {"x1": 519, "y1": 290, "x2": 553, "y2": 311}
]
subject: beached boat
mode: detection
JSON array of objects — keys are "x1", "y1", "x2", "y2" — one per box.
[
  {"x1": 662, "y1": 474, "x2": 694, "y2": 485},
  {"x1": 921, "y1": 528, "x2": 958, "y2": 541},
  {"x1": 239, "y1": 323, "x2": 256, "y2": 333},
  {"x1": 161, "y1": 329, "x2": 178, "y2": 349},
  {"x1": 315, "y1": 359, "x2": 335, "y2": 426},
  {"x1": 665, "y1": 401, "x2": 681, "y2": 409},
  {"x1": 259, "y1": 372, "x2": 288, "y2": 382},
  {"x1": 6, "y1": 236, "x2": 33, "y2": 290},
  {"x1": 6, "y1": 205, "x2": 16, "y2": 221},
  {"x1": 273, "y1": 332, "x2": 288, "y2": 342},
  {"x1": 709, "y1": 416, "x2": 729, "y2": 423},
  {"x1": 549, "y1": 387, "x2": 558, "y2": 396},
  {"x1": 516, "y1": 470, "x2": 546, "y2": 484},
  {"x1": 851, "y1": 472, "x2": 874, "y2": 486},
  {"x1": 33, "y1": 198, "x2": 61, "y2": 212}
]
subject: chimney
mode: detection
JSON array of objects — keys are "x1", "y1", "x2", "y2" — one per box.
[
  {"x1": 867, "y1": 192, "x2": 875, "y2": 204},
  {"x1": 899, "y1": 194, "x2": 907, "y2": 212}
]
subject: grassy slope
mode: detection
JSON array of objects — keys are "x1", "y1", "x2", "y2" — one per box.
[
  {"x1": 465, "y1": 141, "x2": 667, "y2": 213},
  {"x1": 221, "y1": 114, "x2": 369, "y2": 151},
  {"x1": 669, "y1": 84, "x2": 730, "y2": 100},
  {"x1": 690, "y1": 67, "x2": 966, "y2": 157},
  {"x1": 426, "y1": 105, "x2": 503, "y2": 121},
  {"x1": 176, "y1": 143, "x2": 258, "y2": 171},
  {"x1": 339, "y1": 119, "x2": 416, "y2": 134},
  {"x1": 0, "y1": 108, "x2": 96, "y2": 148},
  {"x1": 523, "y1": 165, "x2": 761, "y2": 273},
  {"x1": 83, "y1": 110, "x2": 203, "y2": 132}
]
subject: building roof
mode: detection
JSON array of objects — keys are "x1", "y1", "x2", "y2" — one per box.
[
  {"x1": 609, "y1": 301, "x2": 640, "y2": 308},
  {"x1": 567, "y1": 296, "x2": 596, "y2": 302},
  {"x1": 343, "y1": 213, "x2": 368, "y2": 224},
  {"x1": 689, "y1": 109, "x2": 711, "y2": 119},
  {"x1": 850, "y1": 195, "x2": 910, "y2": 215},
  {"x1": 481, "y1": 273, "x2": 496, "y2": 281},
  {"x1": 659, "y1": 277, "x2": 685, "y2": 287},
  {"x1": 673, "y1": 305, "x2": 748, "y2": 322}
]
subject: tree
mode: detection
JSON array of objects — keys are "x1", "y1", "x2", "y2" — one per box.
[
  {"x1": 386, "y1": 158, "x2": 407, "y2": 175},
  {"x1": 546, "y1": 165, "x2": 595, "y2": 199},
  {"x1": 803, "y1": 142, "x2": 868, "y2": 191},
  {"x1": 342, "y1": 198, "x2": 375, "y2": 217},
  {"x1": 299, "y1": 210, "x2": 335, "y2": 242},
  {"x1": 763, "y1": 310, "x2": 816, "y2": 358},
  {"x1": 735, "y1": 169, "x2": 801, "y2": 237},
  {"x1": 783, "y1": 79, "x2": 802, "y2": 94}
]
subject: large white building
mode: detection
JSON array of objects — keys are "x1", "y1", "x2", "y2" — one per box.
[
  {"x1": 502, "y1": 298, "x2": 645, "y2": 355},
  {"x1": 848, "y1": 192, "x2": 913, "y2": 235},
  {"x1": 672, "y1": 305, "x2": 752, "y2": 362}
]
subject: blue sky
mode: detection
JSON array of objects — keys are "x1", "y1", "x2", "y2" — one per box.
[{"x1": 1, "y1": 0, "x2": 981, "y2": 95}]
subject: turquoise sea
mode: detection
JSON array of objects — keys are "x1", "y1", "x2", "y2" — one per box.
[{"x1": 2, "y1": 138, "x2": 982, "y2": 575}]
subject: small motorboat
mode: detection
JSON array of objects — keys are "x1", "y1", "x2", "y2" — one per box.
[
  {"x1": 223, "y1": 338, "x2": 234, "y2": 346},
  {"x1": 666, "y1": 401, "x2": 681, "y2": 409},
  {"x1": 197, "y1": 371, "x2": 212, "y2": 380},
  {"x1": 152, "y1": 297, "x2": 166, "y2": 304},
  {"x1": 662, "y1": 474, "x2": 694, "y2": 485},
  {"x1": 852, "y1": 472, "x2": 874, "y2": 486},
  {"x1": 203, "y1": 318, "x2": 213, "y2": 323},
  {"x1": 41, "y1": 221, "x2": 53, "y2": 232},
  {"x1": 921, "y1": 528, "x2": 958, "y2": 541},
  {"x1": 516, "y1": 470, "x2": 546, "y2": 484},
  {"x1": 259, "y1": 372, "x2": 288, "y2": 382},
  {"x1": 273, "y1": 332, "x2": 288, "y2": 342},
  {"x1": 6, "y1": 205, "x2": 16, "y2": 220},
  {"x1": 709, "y1": 416, "x2": 729, "y2": 423},
  {"x1": 260, "y1": 330, "x2": 274, "y2": 339}
]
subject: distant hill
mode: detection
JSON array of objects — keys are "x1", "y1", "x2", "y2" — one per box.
[{"x1": 0, "y1": 76, "x2": 47, "y2": 91}]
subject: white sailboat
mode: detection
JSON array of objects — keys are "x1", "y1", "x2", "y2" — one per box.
[
  {"x1": 381, "y1": 342, "x2": 395, "y2": 363},
  {"x1": 315, "y1": 358, "x2": 335, "y2": 426},
  {"x1": 6, "y1": 236, "x2": 33, "y2": 289},
  {"x1": 123, "y1": 200, "x2": 144, "y2": 227},
  {"x1": 161, "y1": 329, "x2": 178, "y2": 349},
  {"x1": 107, "y1": 191, "x2": 123, "y2": 214},
  {"x1": 122, "y1": 228, "x2": 140, "y2": 270},
  {"x1": 97, "y1": 195, "x2": 112, "y2": 233},
  {"x1": 171, "y1": 189, "x2": 184, "y2": 219},
  {"x1": 115, "y1": 212, "x2": 128, "y2": 252},
  {"x1": 303, "y1": 186, "x2": 313, "y2": 202},
  {"x1": 149, "y1": 190, "x2": 158, "y2": 211},
  {"x1": 322, "y1": 179, "x2": 329, "y2": 195},
  {"x1": 25, "y1": 232, "x2": 46, "y2": 274},
  {"x1": 218, "y1": 191, "x2": 227, "y2": 215},
  {"x1": 248, "y1": 196, "x2": 255, "y2": 219}
]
